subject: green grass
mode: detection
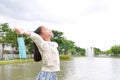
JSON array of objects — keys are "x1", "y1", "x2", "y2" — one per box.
[
  {"x1": 60, "y1": 55, "x2": 71, "y2": 59},
  {"x1": 0, "y1": 58, "x2": 34, "y2": 65},
  {"x1": 0, "y1": 55, "x2": 72, "y2": 65}
]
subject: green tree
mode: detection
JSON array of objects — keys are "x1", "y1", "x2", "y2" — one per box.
[
  {"x1": 6, "y1": 28, "x2": 17, "y2": 48},
  {"x1": 62, "y1": 39, "x2": 75, "y2": 55},
  {"x1": 94, "y1": 47, "x2": 101, "y2": 56},
  {"x1": 52, "y1": 30, "x2": 64, "y2": 54},
  {"x1": 0, "y1": 23, "x2": 10, "y2": 59},
  {"x1": 52, "y1": 30, "x2": 76, "y2": 55},
  {"x1": 52, "y1": 30, "x2": 84, "y2": 55},
  {"x1": 6, "y1": 27, "x2": 18, "y2": 59},
  {"x1": 104, "y1": 49, "x2": 112, "y2": 55},
  {"x1": 111, "y1": 45, "x2": 120, "y2": 56},
  {"x1": 74, "y1": 46, "x2": 85, "y2": 56}
]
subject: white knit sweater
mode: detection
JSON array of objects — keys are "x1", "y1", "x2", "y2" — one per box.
[{"x1": 30, "y1": 32, "x2": 60, "y2": 72}]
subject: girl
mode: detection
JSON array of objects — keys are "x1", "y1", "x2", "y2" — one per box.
[{"x1": 14, "y1": 26, "x2": 60, "y2": 80}]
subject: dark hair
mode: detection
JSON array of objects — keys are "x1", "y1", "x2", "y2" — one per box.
[{"x1": 33, "y1": 26, "x2": 42, "y2": 62}]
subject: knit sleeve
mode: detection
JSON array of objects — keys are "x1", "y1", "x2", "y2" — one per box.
[{"x1": 29, "y1": 32, "x2": 45, "y2": 49}]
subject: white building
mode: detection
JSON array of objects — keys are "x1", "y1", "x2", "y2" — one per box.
[{"x1": 0, "y1": 43, "x2": 13, "y2": 59}]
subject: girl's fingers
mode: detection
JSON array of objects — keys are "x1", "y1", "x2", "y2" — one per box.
[{"x1": 14, "y1": 27, "x2": 24, "y2": 34}]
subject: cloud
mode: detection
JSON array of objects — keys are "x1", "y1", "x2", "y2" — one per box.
[
  {"x1": 0, "y1": 0, "x2": 120, "y2": 50},
  {"x1": 1, "y1": 0, "x2": 108, "y2": 24},
  {"x1": 0, "y1": 0, "x2": 24, "y2": 18},
  {"x1": 0, "y1": 0, "x2": 65, "y2": 24},
  {"x1": 0, "y1": 0, "x2": 107, "y2": 24}
]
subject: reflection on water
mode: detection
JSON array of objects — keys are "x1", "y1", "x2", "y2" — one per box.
[
  {"x1": 1, "y1": 57, "x2": 120, "y2": 80},
  {"x1": 0, "y1": 62, "x2": 41, "y2": 80},
  {"x1": 59, "y1": 57, "x2": 120, "y2": 80}
]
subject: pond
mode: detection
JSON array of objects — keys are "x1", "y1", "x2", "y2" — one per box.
[{"x1": 0, "y1": 57, "x2": 120, "y2": 80}]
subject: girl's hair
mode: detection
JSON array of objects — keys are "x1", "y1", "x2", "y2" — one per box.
[{"x1": 33, "y1": 26, "x2": 42, "y2": 62}]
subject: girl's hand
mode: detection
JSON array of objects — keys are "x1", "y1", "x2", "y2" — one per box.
[{"x1": 14, "y1": 27, "x2": 25, "y2": 34}]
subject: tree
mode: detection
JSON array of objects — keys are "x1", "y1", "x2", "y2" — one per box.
[
  {"x1": 75, "y1": 46, "x2": 85, "y2": 56},
  {"x1": 0, "y1": 23, "x2": 10, "y2": 59},
  {"x1": 52, "y1": 30, "x2": 85, "y2": 55},
  {"x1": 52, "y1": 30, "x2": 76, "y2": 55},
  {"x1": 94, "y1": 47, "x2": 101, "y2": 56},
  {"x1": 52, "y1": 30, "x2": 64, "y2": 54},
  {"x1": 0, "y1": 23, "x2": 86, "y2": 60},
  {"x1": 62, "y1": 39, "x2": 75, "y2": 55},
  {"x1": 111, "y1": 45, "x2": 120, "y2": 56},
  {"x1": 104, "y1": 49, "x2": 112, "y2": 55}
]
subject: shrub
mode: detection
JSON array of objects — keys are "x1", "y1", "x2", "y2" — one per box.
[{"x1": 60, "y1": 55, "x2": 71, "y2": 59}]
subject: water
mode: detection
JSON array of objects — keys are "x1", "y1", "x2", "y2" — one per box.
[
  {"x1": 1, "y1": 57, "x2": 120, "y2": 80},
  {"x1": 85, "y1": 47, "x2": 94, "y2": 57},
  {"x1": 60, "y1": 57, "x2": 120, "y2": 80},
  {"x1": 0, "y1": 62, "x2": 40, "y2": 80}
]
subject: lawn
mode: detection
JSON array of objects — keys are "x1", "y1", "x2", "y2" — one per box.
[
  {"x1": 0, "y1": 55, "x2": 72, "y2": 65},
  {"x1": 0, "y1": 58, "x2": 34, "y2": 65}
]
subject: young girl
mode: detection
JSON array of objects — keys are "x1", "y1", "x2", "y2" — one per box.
[{"x1": 14, "y1": 26, "x2": 60, "y2": 80}]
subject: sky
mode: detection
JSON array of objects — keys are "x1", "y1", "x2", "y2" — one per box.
[{"x1": 0, "y1": 0, "x2": 120, "y2": 51}]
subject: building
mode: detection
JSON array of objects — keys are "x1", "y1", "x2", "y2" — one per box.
[{"x1": 0, "y1": 43, "x2": 13, "y2": 59}]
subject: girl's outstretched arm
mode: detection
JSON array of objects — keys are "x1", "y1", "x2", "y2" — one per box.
[{"x1": 14, "y1": 27, "x2": 31, "y2": 36}]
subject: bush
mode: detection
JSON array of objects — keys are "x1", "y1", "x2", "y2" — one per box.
[{"x1": 60, "y1": 55, "x2": 71, "y2": 59}]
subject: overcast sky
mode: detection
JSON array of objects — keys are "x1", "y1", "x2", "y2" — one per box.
[{"x1": 0, "y1": 0, "x2": 120, "y2": 51}]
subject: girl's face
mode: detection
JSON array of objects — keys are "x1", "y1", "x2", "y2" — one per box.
[{"x1": 41, "y1": 26, "x2": 53, "y2": 38}]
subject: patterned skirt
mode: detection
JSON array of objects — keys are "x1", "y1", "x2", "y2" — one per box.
[{"x1": 36, "y1": 71, "x2": 58, "y2": 80}]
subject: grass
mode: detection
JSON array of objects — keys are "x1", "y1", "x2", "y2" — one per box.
[
  {"x1": 0, "y1": 55, "x2": 72, "y2": 65},
  {"x1": 0, "y1": 58, "x2": 34, "y2": 65}
]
